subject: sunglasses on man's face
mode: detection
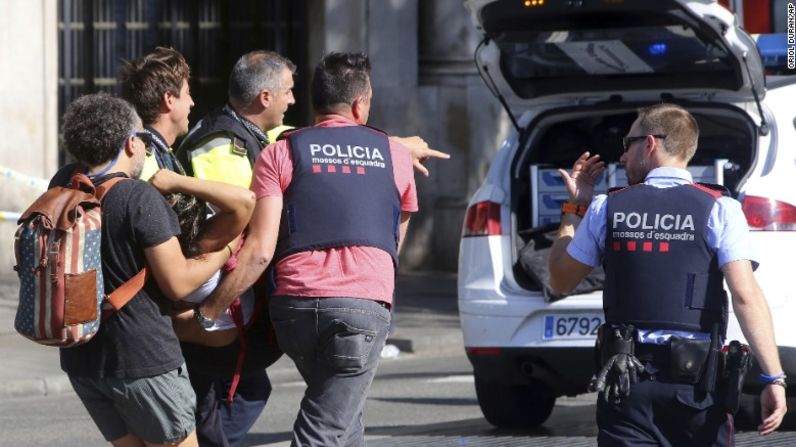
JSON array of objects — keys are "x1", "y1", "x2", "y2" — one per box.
[
  {"x1": 131, "y1": 131, "x2": 154, "y2": 155},
  {"x1": 119, "y1": 131, "x2": 154, "y2": 155},
  {"x1": 621, "y1": 134, "x2": 666, "y2": 152},
  {"x1": 134, "y1": 131, "x2": 153, "y2": 146}
]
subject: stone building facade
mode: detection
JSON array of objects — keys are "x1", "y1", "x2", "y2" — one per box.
[{"x1": 0, "y1": 0, "x2": 509, "y2": 274}]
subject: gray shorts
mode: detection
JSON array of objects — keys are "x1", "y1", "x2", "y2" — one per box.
[{"x1": 69, "y1": 364, "x2": 196, "y2": 444}]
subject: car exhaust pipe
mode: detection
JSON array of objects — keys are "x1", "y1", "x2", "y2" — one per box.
[
  {"x1": 520, "y1": 360, "x2": 535, "y2": 377},
  {"x1": 519, "y1": 359, "x2": 571, "y2": 392}
]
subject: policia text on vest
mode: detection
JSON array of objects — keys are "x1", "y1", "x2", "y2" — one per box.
[
  {"x1": 275, "y1": 126, "x2": 401, "y2": 266},
  {"x1": 308, "y1": 143, "x2": 387, "y2": 169}
]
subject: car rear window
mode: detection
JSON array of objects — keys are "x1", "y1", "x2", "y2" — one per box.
[
  {"x1": 477, "y1": 0, "x2": 749, "y2": 100},
  {"x1": 494, "y1": 24, "x2": 740, "y2": 98},
  {"x1": 499, "y1": 25, "x2": 733, "y2": 77}
]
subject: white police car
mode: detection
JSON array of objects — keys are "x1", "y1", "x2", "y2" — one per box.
[{"x1": 458, "y1": 0, "x2": 796, "y2": 428}]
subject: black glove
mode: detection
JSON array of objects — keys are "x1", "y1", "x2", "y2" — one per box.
[{"x1": 590, "y1": 353, "x2": 645, "y2": 404}]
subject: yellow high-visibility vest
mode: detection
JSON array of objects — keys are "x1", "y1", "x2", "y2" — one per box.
[
  {"x1": 189, "y1": 135, "x2": 253, "y2": 188},
  {"x1": 266, "y1": 125, "x2": 294, "y2": 143},
  {"x1": 139, "y1": 152, "x2": 161, "y2": 181}
]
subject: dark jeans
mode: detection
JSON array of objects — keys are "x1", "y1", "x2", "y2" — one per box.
[
  {"x1": 270, "y1": 296, "x2": 391, "y2": 447},
  {"x1": 181, "y1": 313, "x2": 282, "y2": 447},
  {"x1": 596, "y1": 371, "x2": 733, "y2": 447},
  {"x1": 189, "y1": 367, "x2": 271, "y2": 447}
]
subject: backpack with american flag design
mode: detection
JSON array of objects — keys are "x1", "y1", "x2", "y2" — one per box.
[{"x1": 13, "y1": 172, "x2": 147, "y2": 347}]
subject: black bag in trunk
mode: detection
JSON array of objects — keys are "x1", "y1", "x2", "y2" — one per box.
[{"x1": 518, "y1": 224, "x2": 605, "y2": 302}]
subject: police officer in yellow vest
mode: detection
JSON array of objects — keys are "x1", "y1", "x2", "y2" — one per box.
[
  {"x1": 177, "y1": 51, "x2": 296, "y2": 188},
  {"x1": 174, "y1": 50, "x2": 296, "y2": 447},
  {"x1": 119, "y1": 47, "x2": 194, "y2": 180}
]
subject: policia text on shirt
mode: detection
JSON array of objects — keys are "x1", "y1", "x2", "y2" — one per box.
[{"x1": 548, "y1": 103, "x2": 787, "y2": 445}]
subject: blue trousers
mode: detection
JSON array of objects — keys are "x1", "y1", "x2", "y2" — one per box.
[
  {"x1": 270, "y1": 296, "x2": 391, "y2": 447},
  {"x1": 190, "y1": 367, "x2": 271, "y2": 447},
  {"x1": 596, "y1": 369, "x2": 733, "y2": 447}
]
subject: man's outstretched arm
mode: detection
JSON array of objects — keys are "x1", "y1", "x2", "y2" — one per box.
[
  {"x1": 199, "y1": 196, "x2": 283, "y2": 320},
  {"x1": 390, "y1": 136, "x2": 450, "y2": 177}
]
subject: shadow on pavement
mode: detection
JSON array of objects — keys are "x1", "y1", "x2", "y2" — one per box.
[
  {"x1": 242, "y1": 431, "x2": 292, "y2": 446},
  {"x1": 365, "y1": 407, "x2": 600, "y2": 438},
  {"x1": 370, "y1": 396, "x2": 478, "y2": 407}
]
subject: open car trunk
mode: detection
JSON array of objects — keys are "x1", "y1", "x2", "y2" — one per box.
[{"x1": 511, "y1": 103, "x2": 757, "y2": 293}]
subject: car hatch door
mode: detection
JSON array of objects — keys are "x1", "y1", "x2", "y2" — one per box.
[{"x1": 465, "y1": 0, "x2": 766, "y2": 110}]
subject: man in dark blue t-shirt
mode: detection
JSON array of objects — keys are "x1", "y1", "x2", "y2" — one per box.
[{"x1": 54, "y1": 93, "x2": 232, "y2": 447}]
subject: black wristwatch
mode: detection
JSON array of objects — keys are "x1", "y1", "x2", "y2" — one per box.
[
  {"x1": 193, "y1": 306, "x2": 215, "y2": 330},
  {"x1": 769, "y1": 378, "x2": 788, "y2": 390}
]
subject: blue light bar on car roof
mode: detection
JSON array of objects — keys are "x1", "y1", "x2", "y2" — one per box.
[
  {"x1": 647, "y1": 43, "x2": 667, "y2": 56},
  {"x1": 754, "y1": 34, "x2": 789, "y2": 69}
]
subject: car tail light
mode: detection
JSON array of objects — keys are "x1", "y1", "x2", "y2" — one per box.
[
  {"x1": 742, "y1": 195, "x2": 796, "y2": 231},
  {"x1": 466, "y1": 347, "x2": 502, "y2": 356},
  {"x1": 463, "y1": 201, "x2": 501, "y2": 237}
]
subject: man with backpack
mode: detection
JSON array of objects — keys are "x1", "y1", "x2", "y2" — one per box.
[{"x1": 49, "y1": 93, "x2": 233, "y2": 446}]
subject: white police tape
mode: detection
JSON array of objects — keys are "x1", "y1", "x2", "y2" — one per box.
[
  {"x1": 0, "y1": 211, "x2": 22, "y2": 223},
  {"x1": 0, "y1": 165, "x2": 48, "y2": 193}
]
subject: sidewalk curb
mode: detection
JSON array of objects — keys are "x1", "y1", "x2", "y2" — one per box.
[
  {"x1": 0, "y1": 374, "x2": 73, "y2": 399},
  {"x1": 0, "y1": 271, "x2": 462, "y2": 399},
  {"x1": 0, "y1": 333, "x2": 466, "y2": 399},
  {"x1": 386, "y1": 332, "x2": 464, "y2": 356}
]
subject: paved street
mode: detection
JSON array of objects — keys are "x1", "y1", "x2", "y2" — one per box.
[
  {"x1": 3, "y1": 272, "x2": 796, "y2": 445},
  {"x1": 3, "y1": 350, "x2": 796, "y2": 446},
  {"x1": 243, "y1": 352, "x2": 796, "y2": 447}
]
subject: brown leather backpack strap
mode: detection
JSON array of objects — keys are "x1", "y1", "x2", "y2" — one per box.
[
  {"x1": 69, "y1": 172, "x2": 96, "y2": 194},
  {"x1": 95, "y1": 176, "x2": 130, "y2": 202},
  {"x1": 91, "y1": 175, "x2": 141, "y2": 320},
  {"x1": 101, "y1": 268, "x2": 148, "y2": 320}
]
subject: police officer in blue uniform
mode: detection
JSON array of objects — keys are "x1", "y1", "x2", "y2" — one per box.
[{"x1": 548, "y1": 103, "x2": 786, "y2": 445}]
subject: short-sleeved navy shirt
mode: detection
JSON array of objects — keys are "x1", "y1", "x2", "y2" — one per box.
[{"x1": 53, "y1": 166, "x2": 184, "y2": 378}]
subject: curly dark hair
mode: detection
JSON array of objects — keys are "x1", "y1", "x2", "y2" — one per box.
[
  {"x1": 119, "y1": 47, "x2": 190, "y2": 125},
  {"x1": 166, "y1": 192, "x2": 208, "y2": 258},
  {"x1": 311, "y1": 52, "x2": 371, "y2": 113},
  {"x1": 61, "y1": 93, "x2": 139, "y2": 167}
]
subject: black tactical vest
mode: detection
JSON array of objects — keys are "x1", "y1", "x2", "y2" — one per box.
[
  {"x1": 177, "y1": 106, "x2": 266, "y2": 175},
  {"x1": 603, "y1": 183, "x2": 729, "y2": 334},
  {"x1": 275, "y1": 125, "x2": 400, "y2": 265}
]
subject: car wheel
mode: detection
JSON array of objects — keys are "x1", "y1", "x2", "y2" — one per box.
[{"x1": 474, "y1": 375, "x2": 556, "y2": 428}]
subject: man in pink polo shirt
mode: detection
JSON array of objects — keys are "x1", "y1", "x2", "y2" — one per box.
[{"x1": 197, "y1": 52, "x2": 417, "y2": 446}]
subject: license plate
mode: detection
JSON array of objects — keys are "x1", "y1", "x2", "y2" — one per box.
[{"x1": 543, "y1": 314, "x2": 603, "y2": 340}]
